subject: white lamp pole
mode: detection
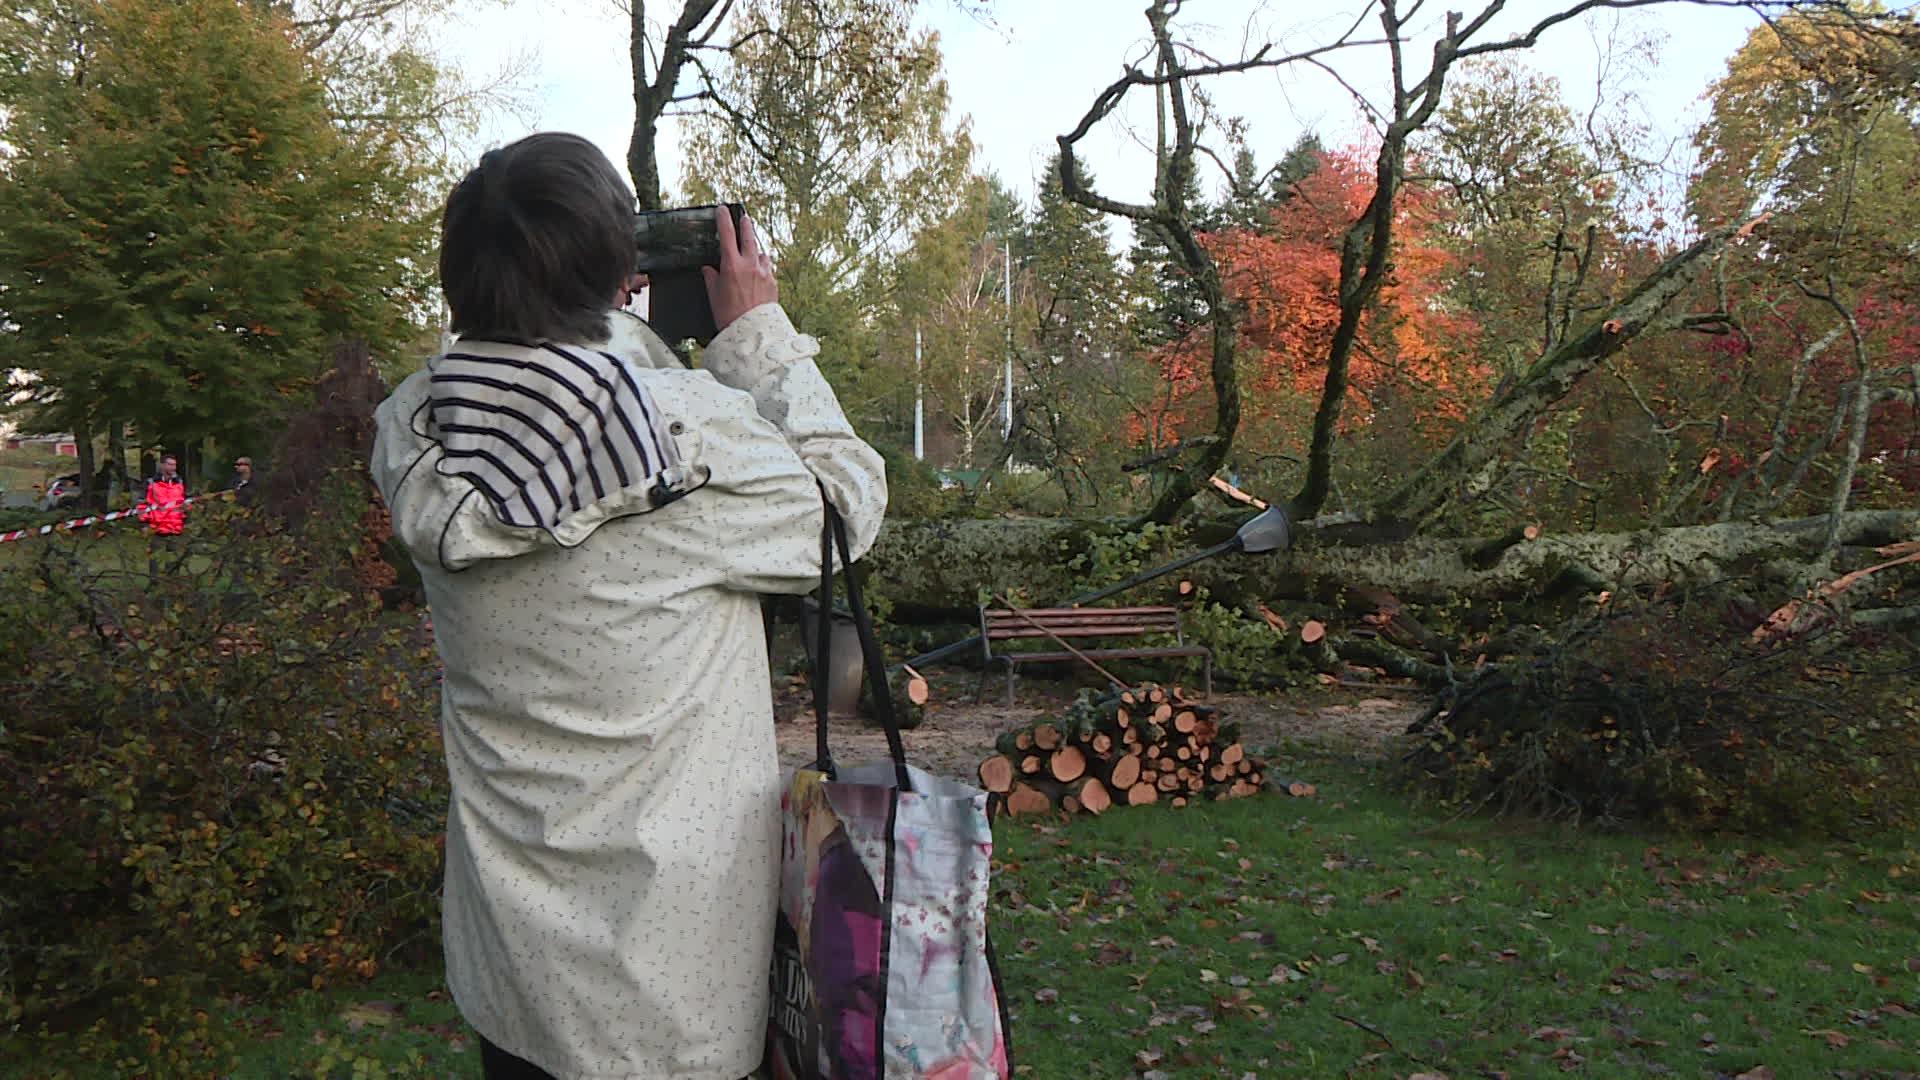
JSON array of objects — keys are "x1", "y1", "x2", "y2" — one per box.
[
  {"x1": 913, "y1": 325, "x2": 925, "y2": 461},
  {"x1": 1001, "y1": 241, "x2": 1013, "y2": 441}
]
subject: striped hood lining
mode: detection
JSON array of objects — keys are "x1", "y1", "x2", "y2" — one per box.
[{"x1": 425, "y1": 339, "x2": 700, "y2": 532}]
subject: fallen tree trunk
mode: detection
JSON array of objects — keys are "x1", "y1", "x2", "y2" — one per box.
[{"x1": 865, "y1": 510, "x2": 1920, "y2": 616}]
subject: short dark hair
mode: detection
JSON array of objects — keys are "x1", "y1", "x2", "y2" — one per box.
[
  {"x1": 439, "y1": 133, "x2": 636, "y2": 345},
  {"x1": 161, "y1": 454, "x2": 178, "y2": 465}
]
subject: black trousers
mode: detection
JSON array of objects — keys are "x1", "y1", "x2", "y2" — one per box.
[
  {"x1": 479, "y1": 1035, "x2": 558, "y2": 1080},
  {"x1": 479, "y1": 1035, "x2": 762, "y2": 1079}
]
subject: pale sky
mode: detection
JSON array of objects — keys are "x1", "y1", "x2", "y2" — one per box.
[{"x1": 438, "y1": 0, "x2": 1760, "y2": 221}]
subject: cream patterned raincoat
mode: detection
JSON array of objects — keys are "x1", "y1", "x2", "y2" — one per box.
[{"x1": 370, "y1": 304, "x2": 887, "y2": 1079}]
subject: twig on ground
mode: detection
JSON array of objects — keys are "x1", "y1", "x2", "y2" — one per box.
[{"x1": 1333, "y1": 1011, "x2": 1432, "y2": 1067}]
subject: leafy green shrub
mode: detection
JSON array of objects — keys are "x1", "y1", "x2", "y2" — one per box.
[
  {"x1": 1397, "y1": 584, "x2": 1920, "y2": 833},
  {"x1": 876, "y1": 445, "x2": 967, "y2": 520},
  {"x1": 1178, "y1": 591, "x2": 1299, "y2": 685},
  {"x1": 1064, "y1": 521, "x2": 1180, "y2": 591},
  {"x1": 0, "y1": 498, "x2": 446, "y2": 1072},
  {"x1": 0, "y1": 506, "x2": 72, "y2": 533}
]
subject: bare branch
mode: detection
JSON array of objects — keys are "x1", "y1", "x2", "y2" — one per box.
[{"x1": 1455, "y1": 0, "x2": 1854, "y2": 60}]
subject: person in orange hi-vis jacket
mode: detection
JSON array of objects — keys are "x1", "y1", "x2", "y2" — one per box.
[{"x1": 140, "y1": 453, "x2": 188, "y2": 573}]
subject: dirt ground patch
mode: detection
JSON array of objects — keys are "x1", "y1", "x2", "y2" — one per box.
[{"x1": 773, "y1": 671, "x2": 1424, "y2": 782}]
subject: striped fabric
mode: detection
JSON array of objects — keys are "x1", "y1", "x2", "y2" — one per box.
[{"x1": 427, "y1": 339, "x2": 685, "y2": 531}]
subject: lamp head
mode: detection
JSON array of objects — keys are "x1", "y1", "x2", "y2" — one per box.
[{"x1": 1234, "y1": 505, "x2": 1293, "y2": 554}]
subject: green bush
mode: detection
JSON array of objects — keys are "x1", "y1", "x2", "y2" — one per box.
[
  {"x1": 0, "y1": 498, "x2": 446, "y2": 1073},
  {"x1": 876, "y1": 445, "x2": 967, "y2": 521},
  {"x1": 0, "y1": 506, "x2": 71, "y2": 533},
  {"x1": 1178, "y1": 591, "x2": 1299, "y2": 685},
  {"x1": 1396, "y1": 585, "x2": 1920, "y2": 833}
]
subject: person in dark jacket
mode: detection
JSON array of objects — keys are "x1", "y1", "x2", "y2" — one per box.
[{"x1": 231, "y1": 456, "x2": 257, "y2": 506}]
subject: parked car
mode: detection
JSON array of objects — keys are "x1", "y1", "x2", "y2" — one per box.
[{"x1": 40, "y1": 474, "x2": 82, "y2": 511}]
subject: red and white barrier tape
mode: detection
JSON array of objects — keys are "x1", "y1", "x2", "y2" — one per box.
[{"x1": 0, "y1": 489, "x2": 238, "y2": 544}]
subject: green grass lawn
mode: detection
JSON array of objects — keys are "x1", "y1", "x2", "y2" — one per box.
[
  {"x1": 8, "y1": 748, "x2": 1917, "y2": 1079},
  {"x1": 994, "y1": 748, "x2": 1919, "y2": 1079}
]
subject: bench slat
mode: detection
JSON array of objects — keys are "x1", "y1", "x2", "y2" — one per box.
[
  {"x1": 1001, "y1": 646, "x2": 1209, "y2": 664},
  {"x1": 984, "y1": 613, "x2": 1181, "y2": 630},
  {"x1": 985, "y1": 623, "x2": 1166, "y2": 640},
  {"x1": 988, "y1": 606, "x2": 1177, "y2": 618}
]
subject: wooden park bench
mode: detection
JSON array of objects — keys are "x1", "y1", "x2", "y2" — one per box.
[{"x1": 978, "y1": 605, "x2": 1211, "y2": 706}]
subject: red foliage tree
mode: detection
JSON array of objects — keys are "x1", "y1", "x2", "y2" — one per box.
[{"x1": 1148, "y1": 150, "x2": 1485, "y2": 468}]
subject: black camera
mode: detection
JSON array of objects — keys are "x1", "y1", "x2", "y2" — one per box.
[{"x1": 634, "y1": 202, "x2": 746, "y2": 347}]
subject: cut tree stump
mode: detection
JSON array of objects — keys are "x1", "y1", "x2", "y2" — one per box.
[
  {"x1": 1074, "y1": 778, "x2": 1113, "y2": 815},
  {"x1": 978, "y1": 756, "x2": 1014, "y2": 794},
  {"x1": 1005, "y1": 783, "x2": 1053, "y2": 818},
  {"x1": 1050, "y1": 745, "x2": 1088, "y2": 783},
  {"x1": 903, "y1": 666, "x2": 931, "y2": 707}
]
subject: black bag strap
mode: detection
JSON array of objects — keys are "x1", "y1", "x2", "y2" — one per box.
[{"x1": 813, "y1": 497, "x2": 912, "y2": 791}]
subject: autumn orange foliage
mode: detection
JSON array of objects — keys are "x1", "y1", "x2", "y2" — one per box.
[{"x1": 1150, "y1": 151, "x2": 1485, "y2": 453}]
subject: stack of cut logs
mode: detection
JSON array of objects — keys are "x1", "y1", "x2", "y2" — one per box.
[{"x1": 978, "y1": 684, "x2": 1314, "y2": 817}]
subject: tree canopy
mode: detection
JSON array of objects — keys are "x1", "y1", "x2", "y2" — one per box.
[{"x1": 0, "y1": 0, "x2": 442, "y2": 476}]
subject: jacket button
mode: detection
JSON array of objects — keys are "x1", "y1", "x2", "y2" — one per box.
[{"x1": 669, "y1": 421, "x2": 685, "y2": 435}]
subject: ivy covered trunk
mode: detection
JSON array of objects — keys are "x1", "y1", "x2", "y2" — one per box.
[{"x1": 863, "y1": 510, "x2": 1920, "y2": 640}]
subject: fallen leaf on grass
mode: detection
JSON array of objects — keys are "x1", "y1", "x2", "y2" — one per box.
[
  {"x1": 1033, "y1": 988, "x2": 1058, "y2": 1004},
  {"x1": 1407, "y1": 1073, "x2": 1451, "y2": 1080},
  {"x1": 1802, "y1": 1028, "x2": 1851, "y2": 1049},
  {"x1": 1733, "y1": 1068, "x2": 1774, "y2": 1080},
  {"x1": 339, "y1": 1000, "x2": 402, "y2": 1032},
  {"x1": 1215, "y1": 989, "x2": 1267, "y2": 1017}
]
